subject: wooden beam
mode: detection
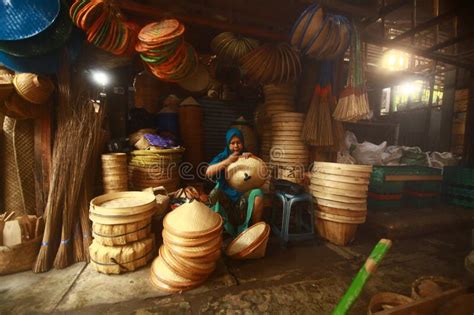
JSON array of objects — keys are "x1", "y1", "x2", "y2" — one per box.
[
  {"x1": 391, "y1": 8, "x2": 458, "y2": 42},
  {"x1": 115, "y1": 0, "x2": 288, "y2": 41},
  {"x1": 429, "y1": 31, "x2": 474, "y2": 52},
  {"x1": 360, "y1": 0, "x2": 411, "y2": 28},
  {"x1": 364, "y1": 34, "x2": 474, "y2": 70}
]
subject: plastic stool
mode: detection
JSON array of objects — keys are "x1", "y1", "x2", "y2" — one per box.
[{"x1": 271, "y1": 191, "x2": 315, "y2": 248}]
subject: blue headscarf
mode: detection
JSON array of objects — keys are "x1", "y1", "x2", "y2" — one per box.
[{"x1": 209, "y1": 128, "x2": 245, "y2": 202}]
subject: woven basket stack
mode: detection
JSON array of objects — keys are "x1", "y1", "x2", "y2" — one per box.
[
  {"x1": 150, "y1": 200, "x2": 223, "y2": 292},
  {"x1": 101, "y1": 153, "x2": 128, "y2": 193},
  {"x1": 309, "y1": 162, "x2": 372, "y2": 246},
  {"x1": 225, "y1": 222, "x2": 270, "y2": 259},
  {"x1": 271, "y1": 112, "x2": 309, "y2": 184},
  {"x1": 128, "y1": 148, "x2": 183, "y2": 192},
  {"x1": 89, "y1": 191, "x2": 157, "y2": 274},
  {"x1": 259, "y1": 84, "x2": 296, "y2": 162}
]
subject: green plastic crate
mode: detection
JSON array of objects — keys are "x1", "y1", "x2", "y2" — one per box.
[
  {"x1": 443, "y1": 166, "x2": 474, "y2": 187},
  {"x1": 368, "y1": 198, "x2": 402, "y2": 210},
  {"x1": 405, "y1": 181, "x2": 442, "y2": 193},
  {"x1": 405, "y1": 195, "x2": 441, "y2": 208}
]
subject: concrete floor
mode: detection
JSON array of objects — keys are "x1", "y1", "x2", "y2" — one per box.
[{"x1": 1, "y1": 225, "x2": 473, "y2": 315}]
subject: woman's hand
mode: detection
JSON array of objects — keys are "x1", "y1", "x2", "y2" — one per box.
[
  {"x1": 226, "y1": 152, "x2": 240, "y2": 164},
  {"x1": 242, "y1": 152, "x2": 253, "y2": 159}
]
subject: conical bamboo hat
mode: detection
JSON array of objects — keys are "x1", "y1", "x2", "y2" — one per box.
[
  {"x1": 225, "y1": 222, "x2": 269, "y2": 257},
  {"x1": 163, "y1": 200, "x2": 222, "y2": 238}
]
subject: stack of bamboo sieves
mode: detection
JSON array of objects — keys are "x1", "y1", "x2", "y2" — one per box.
[
  {"x1": 309, "y1": 162, "x2": 372, "y2": 246},
  {"x1": 150, "y1": 200, "x2": 223, "y2": 292},
  {"x1": 101, "y1": 153, "x2": 128, "y2": 193},
  {"x1": 271, "y1": 112, "x2": 309, "y2": 184},
  {"x1": 88, "y1": 191, "x2": 157, "y2": 274},
  {"x1": 128, "y1": 148, "x2": 184, "y2": 192}
]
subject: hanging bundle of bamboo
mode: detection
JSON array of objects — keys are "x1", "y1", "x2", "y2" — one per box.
[{"x1": 333, "y1": 26, "x2": 370, "y2": 122}]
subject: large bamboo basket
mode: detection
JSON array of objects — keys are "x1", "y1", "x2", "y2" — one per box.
[
  {"x1": 315, "y1": 211, "x2": 358, "y2": 246},
  {"x1": 92, "y1": 218, "x2": 152, "y2": 246},
  {"x1": 0, "y1": 235, "x2": 41, "y2": 275},
  {"x1": 89, "y1": 236, "x2": 155, "y2": 274}
]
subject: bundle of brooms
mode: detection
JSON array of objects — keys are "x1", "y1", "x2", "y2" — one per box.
[{"x1": 33, "y1": 61, "x2": 105, "y2": 273}]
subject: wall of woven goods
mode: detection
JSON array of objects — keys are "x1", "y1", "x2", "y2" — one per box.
[{"x1": 199, "y1": 99, "x2": 256, "y2": 162}]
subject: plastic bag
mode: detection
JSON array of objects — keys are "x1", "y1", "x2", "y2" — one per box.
[
  {"x1": 344, "y1": 131, "x2": 358, "y2": 151},
  {"x1": 352, "y1": 141, "x2": 387, "y2": 165},
  {"x1": 382, "y1": 146, "x2": 403, "y2": 165},
  {"x1": 429, "y1": 152, "x2": 459, "y2": 168}
]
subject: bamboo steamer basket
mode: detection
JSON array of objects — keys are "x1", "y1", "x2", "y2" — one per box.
[
  {"x1": 315, "y1": 198, "x2": 367, "y2": 211},
  {"x1": 315, "y1": 211, "x2": 358, "y2": 246},
  {"x1": 151, "y1": 255, "x2": 206, "y2": 290},
  {"x1": 310, "y1": 178, "x2": 368, "y2": 192},
  {"x1": 225, "y1": 222, "x2": 269, "y2": 259},
  {"x1": 318, "y1": 205, "x2": 367, "y2": 218},
  {"x1": 165, "y1": 234, "x2": 222, "y2": 258},
  {"x1": 90, "y1": 191, "x2": 156, "y2": 217},
  {"x1": 0, "y1": 235, "x2": 41, "y2": 275},
  {"x1": 13, "y1": 73, "x2": 54, "y2": 105},
  {"x1": 89, "y1": 236, "x2": 155, "y2": 274},
  {"x1": 368, "y1": 292, "x2": 414, "y2": 315},
  {"x1": 311, "y1": 172, "x2": 369, "y2": 185},
  {"x1": 309, "y1": 184, "x2": 367, "y2": 198},
  {"x1": 311, "y1": 190, "x2": 366, "y2": 204},
  {"x1": 163, "y1": 200, "x2": 223, "y2": 238},
  {"x1": 313, "y1": 161, "x2": 372, "y2": 173},
  {"x1": 226, "y1": 156, "x2": 269, "y2": 192},
  {"x1": 92, "y1": 218, "x2": 152, "y2": 246},
  {"x1": 159, "y1": 245, "x2": 215, "y2": 281}
]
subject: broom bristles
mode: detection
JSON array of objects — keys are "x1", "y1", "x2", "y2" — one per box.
[{"x1": 33, "y1": 245, "x2": 51, "y2": 273}]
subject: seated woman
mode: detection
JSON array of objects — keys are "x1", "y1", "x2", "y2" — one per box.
[{"x1": 206, "y1": 128, "x2": 263, "y2": 237}]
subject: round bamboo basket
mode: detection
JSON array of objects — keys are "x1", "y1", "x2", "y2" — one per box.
[
  {"x1": 311, "y1": 172, "x2": 370, "y2": 185},
  {"x1": 315, "y1": 212, "x2": 358, "y2": 246},
  {"x1": 90, "y1": 191, "x2": 156, "y2": 216},
  {"x1": 313, "y1": 161, "x2": 372, "y2": 173},
  {"x1": 368, "y1": 292, "x2": 414, "y2": 315},
  {"x1": 315, "y1": 198, "x2": 367, "y2": 211},
  {"x1": 310, "y1": 178, "x2": 368, "y2": 192},
  {"x1": 225, "y1": 222, "x2": 269, "y2": 259},
  {"x1": 92, "y1": 218, "x2": 152, "y2": 246},
  {"x1": 316, "y1": 210, "x2": 366, "y2": 224},
  {"x1": 309, "y1": 184, "x2": 367, "y2": 198},
  {"x1": 311, "y1": 190, "x2": 366, "y2": 204},
  {"x1": 89, "y1": 236, "x2": 155, "y2": 274},
  {"x1": 318, "y1": 205, "x2": 367, "y2": 218},
  {"x1": 90, "y1": 207, "x2": 157, "y2": 225}
]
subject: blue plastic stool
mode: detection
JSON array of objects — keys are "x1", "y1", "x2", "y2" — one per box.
[{"x1": 271, "y1": 191, "x2": 315, "y2": 248}]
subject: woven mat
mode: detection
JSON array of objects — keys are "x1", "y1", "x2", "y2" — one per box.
[{"x1": 2, "y1": 117, "x2": 36, "y2": 215}]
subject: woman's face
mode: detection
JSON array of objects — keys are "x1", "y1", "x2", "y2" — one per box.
[{"x1": 229, "y1": 136, "x2": 243, "y2": 154}]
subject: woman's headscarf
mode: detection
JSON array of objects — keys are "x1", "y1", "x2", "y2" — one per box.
[{"x1": 209, "y1": 128, "x2": 246, "y2": 202}]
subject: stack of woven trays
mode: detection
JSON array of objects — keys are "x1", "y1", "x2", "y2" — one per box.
[
  {"x1": 271, "y1": 112, "x2": 309, "y2": 185},
  {"x1": 225, "y1": 222, "x2": 270, "y2": 259},
  {"x1": 309, "y1": 162, "x2": 372, "y2": 246},
  {"x1": 260, "y1": 84, "x2": 296, "y2": 161},
  {"x1": 150, "y1": 200, "x2": 223, "y2": 293},
  {"x1": 128, "y1": 148, "x2": 183, "y2": 192},
  {"x1": 101, "y1": 153, "x2": 128, "y2": 193},
  {"x1": 89, "y1": 191, "x2": 157, "y2": 274},
  {"x1": 136, "y1": 19, "x2": 198, "y2": 83}
]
